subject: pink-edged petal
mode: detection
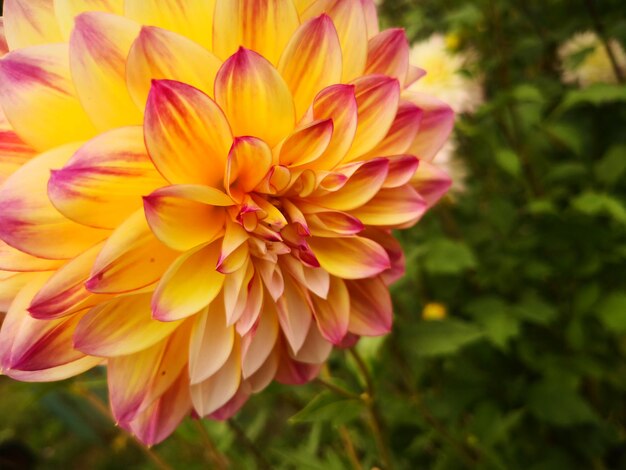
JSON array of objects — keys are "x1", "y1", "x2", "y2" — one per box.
[
  {"x1": 145, "y1": 79, "x2": 232, "y2": 186},
  {"x1": 308, "y1": 236, "x2": 390, "y2": 280},
  {"x1": 0, "y1": 108, "x2": 36, "y2": 185},
  {"x1": 241, "y1": 302, "x2": 280, "y2": 378},
  {"x1": 383, "y1": 155, "x2": 420, "y2": 188},
  {"x1": 0, "y1": 240, "x2": 63, "y2": 273},
  {"x1": 360, "y1": 0, "x2": 380, "y2": 38},
  {"x1": 350, "y1": 185, "x2": 427, "y2": 228},
  {"x1": 280, "y1": 255, "x2": 330, "y2": 298},
  {"x1": 346, "y1": 276, "x2": 392, "y2": 336},
  {"x1": 410, "y1": 159, "x2": 453, "y2": 207},
  {"x1": 127, "y1": 26, "x2": 221, "y2": 107},
  {"x1": 278, "y1": 14, "x2": 342, "y2": 119},
  {"x1": 190, "y1": 339, "x2": 242, "y2": 417},
  {"x1": 276, "y1": 274, "x2": 313, "y2": 355},
  {"x1": 3, "y1": 0, "x2": 62, "y2": 50},
  {"x1": 54, "y1": 0, "x2": 125, "y2": 39},
  {"x1": 310, "y1": 276, "x2": 349, "y2": 344},
  {"x1": 247, "y1": 346, "x2": 279, "y2": 392},
  {"x1": 213, "y1": 0, "x2": 299, "y2": 65},
  {"x1": 208, "y1": 384, "x2": 251, "y2": 421},
  {"x1": 152, "y1": 241, "x2": 225, "y2": 322},
  {"x1": 74, "y1": 294, "x2": 183, "y2": 357},
  {"x1": 0, "y1": 44, "x2": 97, "y2": 151},
  {"x1": 405, "y1": 91, "x2": 455, "y2": 161},
  {"x1": 0, "y1": 144, "x2": 109, "y2": 260},
  {"x1": 363, "y1": 102, "x2": 424, "y2": 158},
  {"x1": 275, "y1": 337, "x2": 321, "y2": 385},
  {"x1": 225, "y1": 137, "x2": 273, "y2": 198},
  {"x1": 215, "y1": 48, "x2": 295, "y2": 148},
  {"x1": 0, "y1": 271, "x2": 30, "y2": 311},
  {"x1": 189, "y1": 299, "x2": 235, "y2": 384},
  {"x1": 0, "y1": 19, "x2": 7, "y2": 55},
  {"x1": 70, "y1": 12, "x2": 142, "y2": 130},
  {"x1": 86, "y1": 210, "x2": 179, "y2": 294},
  {"x1": 48, "y1": 127, "x2": 166, "y2": 230},
  {"x1": 125, "y1": 0, "x2": 217, "y2": 50},
  {"x1": 364, "y1": 227, "x2": 406, "y2": 285},
  {"x1": 406, "y1": 65, "x2": 427, "y2": 87},
  {"x1": 306, "y1": 210, "x2": 365, "y2": 237},
  {"x1": 144, "y1": 184, "x2": 232, "y2": 252},
  {"x1": 279, "y1": 119, "x2": 334, "y2": 167},
  {"x1": 254, "y1": 257, "x2": 285, "y2": 301},
  {"x1": 343, "y1": 75, "x2": 401, "y2": 162},
  {"x1": 365, "y1": 28, "x2": 409, "y2": 86},
  {"x1": 290, "y1": 322, "x2": 333, "y2": 364}
]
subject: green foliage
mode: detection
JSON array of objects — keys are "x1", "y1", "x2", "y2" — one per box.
[{"x1": 2, "y1": 0, "x2": 626, "y2": 469}]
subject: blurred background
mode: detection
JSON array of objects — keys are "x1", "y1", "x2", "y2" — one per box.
[{"x1": 2, "y1": 0, "x2": 626, "y2": 468}]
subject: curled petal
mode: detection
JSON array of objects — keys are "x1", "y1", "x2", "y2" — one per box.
[
  {"x1": 410, "y1": 159, "x2": 453, "y2": 207},
  {"x1": 127, "y1": 26, "x2": 221, "y2": 107},
  {"x1": 384, "y1": 155, "x2": 420, "y2": 188},
  {"x1": 347, "y1": 276, "x2": 392, "y2": 336},
  {"x1": 145, "y1": 79, "x2": 232, "y2": 186},
  {"x1": 3, "y1": 0, "x2": 62, "y2": 50},
  {"x1": 70, "y1": 12, "x2": 142, "y2": 130},
  {"x1": 213, "y1": 0, "x2": 300, "y2": 65},
  {"x1": 405, "y1": 91, "x2": 455, "y2": 161},
  {"x1": 278, "y1": 14, "x2": 342, "y2": 118},
  {"x1": 365, "y1": 28, "x2": 409, "y2": 86},
  {"x1": 74, "y1": 294, "x2": 183, "y2": 357},
  {"x1": 306, "y1": 210, "x2": 364, "y2": 237},
  {"x1": 308, "y1": 236, "x2": 390, "y2": 280},
  {"x1": 48, "y1": 127, "x2": 166, "y2": 230},
  {"x1": 215, "y1": 48, "x2": 295, "y2": 147},
  {"x1": 144, "y1": 185, "x2": 231, "y2": 252},
  {"x1": 0, "y1": 44, "x2": 96, "y2": 151},
  {"x1": 0, "y1": 144, "x2": 109, "y2": 260},
  {"x1": 125, "y1": 0, "x2": 216, "y2": 50},
  {"x1": 226, "y1": 137, "x2": 274, "y2": 197},
  {"x1": 279, "y1": 120, "x2": 334, "y2": 167},
  {"x1": 152, "y1": 242, "x2": 225, "y2": 322},
  {"x1": 87, "y1": 210, "x2": 178, "y2": 294}
]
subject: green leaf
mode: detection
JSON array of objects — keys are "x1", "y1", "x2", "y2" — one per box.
[
  {"x1": 595, "y1": 144, "x2": 626, "y2": 187},
  {"x1": 571, "y1": 191, "x2": 626, "y2": 224},
  {"x1": 558, "y1": 83, "x2": 626, "y2": 112},
  {"x1": 421, "y1": 239, "x2": 477, "y2": 275},
  {"x1": 495, "y1": 148, "x2": 521, "y2": 177},
  {"x1": 409, "y1": 319, "x2": 484, "y2": 357},
  {"x1": 466, "y1": 298, "x2": 520, "y2": 349},
  {"x1": 289, "y1": 392, "x2": 364, "y2": 425},
  {"x1": 527, "y1": 378, "x2": 597, "y2": 426},
  {"x1": 597, "y1": 292, "x2": 626, "y2": 334},
  {"x1": 514, "y1": 293, "x2": 558, "y2": 325}
]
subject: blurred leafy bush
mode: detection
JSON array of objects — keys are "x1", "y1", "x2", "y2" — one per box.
[{"x1": 2, "y1": 0, "x2": 626, "y2": 469}]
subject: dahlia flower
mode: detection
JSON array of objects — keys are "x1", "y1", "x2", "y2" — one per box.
[
  {"x1": 558, "y1": 31, "x2": 626, "y2": 87},
  {"x1": 0, "y1": 0, "x2": 453, "y2": 445}
]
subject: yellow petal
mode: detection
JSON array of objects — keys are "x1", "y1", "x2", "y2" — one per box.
[
  {"x1": 279, "y1": 119, "x2": 334, "y2": 167},
  {"x1": 125, "y1": 0, "x2": 217, "y2": 51},
  {"x1": 0, "y1": 44, "x2": 97, "y2": 151},
  {"x1": 70, "y1": 12, "x2": 142, "y2": 130},
  {"x1": 278, "y1": 14, "x2": 342, "y2": 119},
  {"x1": 308, "y1": 236, "x2": 390, "y2": 280},
  {"x1": 215, "y1": 48, "x2": 295, "y2": 148},
  {"x1": 0, "y1": 240, "x2": 63, "y2": 273},
  {"x1": 213, "y1": 0, "x2": 300, "y2": 65},
  {"x1": 48, "y1": 127, "x2": 166, "y2": 230},
  {"x1": 226, "y1": 137, "x2": 274, "y2": 197},
  {"x1": 0, "y1": 144, "x2": 109, "y2": 260},
  {"x1": 0, "y1": 109, "x2": 36, "y2": 185},
  {"x1": 152, "y1": 242, "x2": 225, "y2": 322},
  {"x1": 144, "y1": 80, "x2": 232, "y2": 186},
  {"x1": 350, "y1": 185, "x2": 427, "y2": 227},
  {"x1": 54, "y1": 0, "x2": 124, "y2": 40},
  {"x1": 3, "y1": 0, "x2": 62, "y2": 50},
  {"x1": 362, "y1": 102, "x2": 423, "y2": 159},
  {"x1": 365, "y1": 28, "x2": 409, "y2": 86},
  {"x1": 127, "y1": 26, "x2": 221, "y2": 107},
  {"x1": 310, "y1": 276, "x2": 349, "y2": 344},
  {"x1": 404, "y1": 91, "x2": 455, "y2": 161},
  {"x1": 86, "y1": 210, "x2": 178, "y2": 294},
  {"x1": 0, "y1": 271, "x2": 31, "y2": 312}
]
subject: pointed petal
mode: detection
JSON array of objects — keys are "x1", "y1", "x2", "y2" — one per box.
[
  {"x1": 189, "y1": 301, "x2": 234, "y2": 384},
  {"x1": 360, "y1": 0, "x2": 380, "y2": 39},
  {"x1": 278, "y1": 14, "x2": 342, "y2": 118},
  {"x1": 383, "y1": 155, "x2": 420, "y2": 188},
  {"x1": 290, "y1": 322, "x2": 332, "y2": 364},
  {"x1": 74, "y1": 294, "x2": 183, "y2": 357},
  {"x1": 213, "y1": 0, "x2": 299, "y2": 65},
  {"x1": 247, "y1": 346, "x2": 279, "y2": 392},
  {"x1": 241, "y1": 302, "x2": 279, "y2": 378},
  {"x1": 0, "y1": 44, "x2": 97, "y2": 151},
  {"x1": 410, "y1": 159, "x2": 452, "y2": 207},
  {"x1": 306, "y1": 210, "x2": 364, "y2": 237},
  {"x1": 310, "y1": 276, "x2": 349, "y2": 344},
  {"x1": 125, "y1": 0, "x2": 217, "y2": 50},
  {"x1": 365, "y1": 29, "x2": 409, "y2": 86},
  {"x1": 3, "y1": 0, "x2": 62, "y2": 50},
  {"x1": 343, "y1": 75, "x2": 401, "y2": 162},
  {"x1": 152, "y1": 242, "x2": 225, "y2": 322},
  {"x1": 225, "y1": 137, "x2": 273, "y2": 199},
  {"x1": 363, "y1": 102, "x2": 423, "y2": 158},
  {"x1": 0, "y1": 144, "x2": 109, "y2": 260},
  {"x1": 347, "y1": 276, "x2": 392, "y2": 335},
  {"x1": 127, "y1": 26, "x2": 221, "y2": 107},
  {"x1": 144, "y1": 185, "x2": 231, "y2": 252},
  {"x1": 215, "y1": 48, "x2": 295, "y2": 147},
  {"x1": 0, "y1": 271, "x2": 30, "y2": 311},
  {"x1": 145, "y1": 79, "x2": 232, "y2": 186},
  {"x1": 0, "y1": 241, "x2": 63, "y2": 273},
  {"x1": 70, "y1": 12, "x2": 142, "y2": 130},
  {"x1": 191, "y1": 340, "x2": 242, "y2": 417},
  {"x1": 208, "y1": 384, "x2": 251, "y2": 421},
  {"x1": 302, "y1": 0, "x2": 368, "y2": 82},
  {"x1": 276, "y1": 274, "x2": 313, "y2": 354},
  {"x1": 86, "y1": 210, "x2": 178, "y2": 294},
  {"x1": 54, "y1": 0, "x2": 125, "y2": 39},
  {"x1": 48, "y1": 127, "x2": 166, "y2": 230},
  {"x1": 350, "y1": 185, "x2": 427, "y2": 227},
  {"x1": 308, "y1": 236, "x2": 390, "y2": 280},
  {"x1": 275, "y1": 337, "x2": 321, "y2": 385},
  {"x1": 405, "y1": 91, "x2": 455, "y2": 161},
  {"x1": 279, "y1": 119, "x2": 334, "y2": 167}
]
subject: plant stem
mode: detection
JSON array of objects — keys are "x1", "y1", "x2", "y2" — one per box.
[
  {"x1": 348, "y1": 349, "x2": 394, "y2": 470},
  {"x1": 193, "y1": 420, "x2": 230, "y2": 470},
  {"x1": 339, "y1": 425, "x2": 363, "y2": 470},
  {"x1": 228, "y1": 419, "x2": 273, "y2": 470},
  {"x1": 583, "y1": 0, "x2": 625, "y2": 83},
  {"x1": 316, "y1": 378, "x2": 362, "y2": 401}
]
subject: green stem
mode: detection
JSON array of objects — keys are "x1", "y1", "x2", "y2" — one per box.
[
  {"x1": 316, "y1": 378, "x2": 362, "y2": 401},
  {"x1": 193, "y1": 420, "x2": 230, "y2": 470},
  {"x1": 228, "y1": 420, "x2": 273, "y2": 470}
]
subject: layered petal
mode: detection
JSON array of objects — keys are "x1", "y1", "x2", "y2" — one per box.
[
  {"x1": 127, "y1": 26, "x2": 221, "y2": 107},
  {"x1": 363, "y1": 102, "x2": 423, "y2": 158},
  {"x1": 213, "y1": 0, "x2": 300, "y2": 65},
  {"x1": 241, "y1": 303, "x2": 279, "y2": 378},
  {"x1": 145, "y1": 80, "x2": 232, "y2": 186},
  {"x1": 54, "y1": 0, "x2": 125, "y2": 39},
  {"x1": 226, "y1": 137, "x2": 273, "y2": 198},
  {"x1": 48, "y1": 127, "x2": 166, "y2": 230},
  {"x1": 0, "y1": 109, "x2": 36, "y2": 185},
  {"x1": 0, "y1": 19, "x2": 8, "y2": 55},
  {"x1": 310, "y1": 276, "x2": 349, "y2": 344},
  {"x1": 279, "y1": 119, "x2": 334, "y2": 167},
  {"x1": 0, "y1": 44, "x2": 97, "y2": 151},
  {"x1": 350, "y1": 185, "x2": 427, "y2": 227},
  {"x1": 0, "y1": 271, "x2": 32, "y2": 312},
  {"x1": 0, "y1": 241, "x2": 63, "y2": 273},
  {"x1": 347, "y1": 276, "x2": 392, "y2": 336},
  {"x1": 215, "y1": 48, "x2": 295, "y2": 147},
  {"x1": 365, "y1": 28, "x2": 409, "y2": 86},
  {"x1": 405, "y1": 91, "x2": 455, "y2": 161},
  {"x1": 276, "y1": 273, "x2": 313, "y2": 354},
  {"x1": 308, "y1": 236, "x2": 390, "y2": 280},
  {"x1": 70, "y1": 12, "x2": 142, "y2": 130},
  {"x1": 278, "y1": 14, "x2": 342, "y2": 119},
  {"x1": 3, "y1": 0, "x2": 62, "y2": 50},
  {"x1": 411, "y1": 159, "x2": 453, "y2": 207}
]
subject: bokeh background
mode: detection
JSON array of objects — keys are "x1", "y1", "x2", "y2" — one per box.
[{"x1": 2, "y1": 0, "x2": 626, "y2": 468}]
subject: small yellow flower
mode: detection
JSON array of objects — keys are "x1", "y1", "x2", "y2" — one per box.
[{"x1": 422, "y1": 302, "x2": 447, "y2": 321}]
